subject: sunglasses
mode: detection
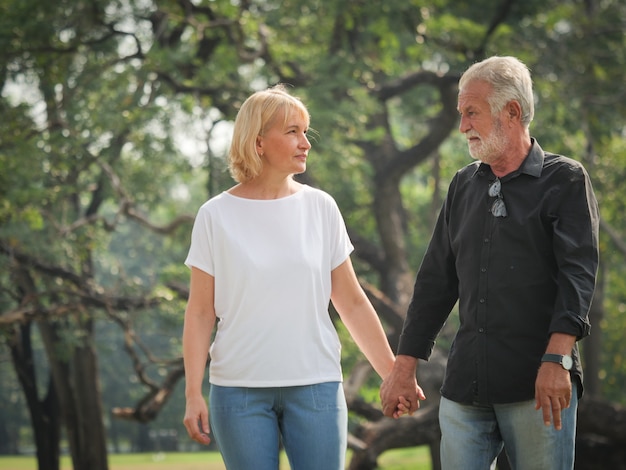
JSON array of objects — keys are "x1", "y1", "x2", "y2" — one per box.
[{"x1": 488, "y1": 178, "x2": 508, "y2": 218}]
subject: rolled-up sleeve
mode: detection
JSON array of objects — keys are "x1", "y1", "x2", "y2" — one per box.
[{"x1": 549, "y1": 163, "x2": 599, "y2": 339}]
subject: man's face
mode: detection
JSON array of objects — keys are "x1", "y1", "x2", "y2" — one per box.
[{"x1": 457, "y1": 80, "x2": 508, "y2": 164}]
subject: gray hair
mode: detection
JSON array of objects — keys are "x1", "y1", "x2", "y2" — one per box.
[{"x1": 459, "y1": 56, "x2": 534, "y2": 128}]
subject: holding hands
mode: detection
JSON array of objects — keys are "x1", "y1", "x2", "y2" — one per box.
[{"x1": 381, "y1": 355, "x2": 426, "y2": 418}]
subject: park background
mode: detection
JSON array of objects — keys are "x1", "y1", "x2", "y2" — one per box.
[{"x1": 1, "y1": 0, "x2": 625, "y2": 469}]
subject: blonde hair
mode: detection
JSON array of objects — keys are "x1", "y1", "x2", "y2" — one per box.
[
  {"x1": 228, "y1": 84, "x2": 310, "y2": 183},
  {"x1": 459, "y1": 56, "x2": 535, "y2": 128}
]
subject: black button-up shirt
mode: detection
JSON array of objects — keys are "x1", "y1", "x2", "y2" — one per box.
[{"x1": 397, "y1": 139, "x2": 599, "y2": 404}]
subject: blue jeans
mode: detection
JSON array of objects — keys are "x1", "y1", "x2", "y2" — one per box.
[
  {"x1": 209, "y1": 382, "x2": 348, "y2": 470},
  {"x1": 439, "y1": 384, "x2": 578, "y2": 470}
]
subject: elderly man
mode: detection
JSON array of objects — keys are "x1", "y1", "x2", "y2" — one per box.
[{"x1": 381, "y1": 56, "x2": 599, "y2": 470}]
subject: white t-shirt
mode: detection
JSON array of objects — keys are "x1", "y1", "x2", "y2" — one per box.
[{"x1": 185, "y1": 185, "x2": 354, "y2": 387}]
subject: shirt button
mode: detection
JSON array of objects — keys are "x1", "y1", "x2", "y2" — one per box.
[
  {"x1": 481, "y1": 268, "x2": 487, "y2": 272},
  {"x1": 479, "y1": 298, "x2": 485, "y2": 303},
  {"x1": 484, "y1": 238, "x2": 489, "y2": 243},
  {"x1": 478, "y1": 328, "x2": 485, "y2": 333}
]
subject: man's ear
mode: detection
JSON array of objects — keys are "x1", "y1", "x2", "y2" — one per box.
[{"x1": 507, "y1": 100, "x2": 522, "y2": 123}]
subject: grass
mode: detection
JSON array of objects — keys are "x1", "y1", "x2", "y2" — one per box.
[
  {"x1": 0, "y1": 447, "x2": 431, "y2": 469},
  {"x1": 0, "y1": 453, "x2": 225, "y2": 470},
  {"x1": 378, "y1": 447, "x2": 431, "y2": 469}
]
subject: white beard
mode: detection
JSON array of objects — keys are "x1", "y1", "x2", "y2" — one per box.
[{"x1": 466, "y1": 118, "x2": 508, "y2": 164}]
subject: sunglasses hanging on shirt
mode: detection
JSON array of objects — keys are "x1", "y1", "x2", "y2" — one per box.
[{"x1": 488, "y1": 178, "x2": 508, "y2": 218}]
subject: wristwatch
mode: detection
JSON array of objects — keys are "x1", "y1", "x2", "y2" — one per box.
[{"x1": 541, "y1": 353, "x2": 573, "y2": 371}]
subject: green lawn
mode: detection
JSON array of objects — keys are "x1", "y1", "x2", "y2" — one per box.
[{"x1": 0, "y1": 447, "x2": 431, "y2": 469}]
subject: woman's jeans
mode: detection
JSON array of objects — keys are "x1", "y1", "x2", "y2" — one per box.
[
  {"x1": 209, "y1": 382, "x2": 348, "y2": 470},
  {"x1": 439, "y1": 383, "x2": 578, "y2": 470}
]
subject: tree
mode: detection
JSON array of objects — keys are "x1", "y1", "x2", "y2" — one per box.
[
  {"x1": 0, "y1": 0, "x2": 194, "y2": 467},
  {"x1": 1, "y1": 0, "x2": 625, "y2": 469}
]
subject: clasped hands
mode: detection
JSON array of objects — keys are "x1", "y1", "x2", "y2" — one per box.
[{"x1": 380, "y1": 356, "x2": 426, "y2": 418}]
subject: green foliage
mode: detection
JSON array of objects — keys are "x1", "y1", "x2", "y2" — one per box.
[{"x1": 1, "y1": 0, "x2": 626, "y2": 458}]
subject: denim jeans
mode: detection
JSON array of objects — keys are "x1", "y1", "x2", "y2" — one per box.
[
  {"x1": 209, "y1": 382, "x2": 348, "y2": 470},
  {"x1": 439, "y1": 383, "x2": 578, "y2": 470}
]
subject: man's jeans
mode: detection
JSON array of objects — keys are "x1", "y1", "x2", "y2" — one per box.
[{"x1": 439, "y1": 383, "x2": 578, "y2": 470}]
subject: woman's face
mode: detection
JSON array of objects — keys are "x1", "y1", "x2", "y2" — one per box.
[{"x1": 256, "y1": 109, "x2": 311, "y2": 177}]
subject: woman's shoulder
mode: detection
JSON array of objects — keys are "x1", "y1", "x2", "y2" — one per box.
[
  {"x1": 300, "y1": 185, "x2": 341, "y2": 207},
  {"x1": 203, "y1": 191, "x2": 228, "y2": 205},
  {"x1": 195, "y1": 191, "x2": 233, "y2": 214},
  {"x1": 301, "y1": 184, "x2": 333, "y2": 199}
]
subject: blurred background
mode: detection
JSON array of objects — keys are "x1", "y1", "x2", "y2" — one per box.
[{"x1": 1, "y1": 0, "x2": 625, "y2": 469}]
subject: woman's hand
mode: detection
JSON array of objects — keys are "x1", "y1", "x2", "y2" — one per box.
[{"x1": 183, "y1": 394, "x2": 211, "y2": 445}]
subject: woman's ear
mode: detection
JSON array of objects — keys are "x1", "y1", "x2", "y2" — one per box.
[{"x1": 256, "y1": 135, "x2": 264, "y2": 156}]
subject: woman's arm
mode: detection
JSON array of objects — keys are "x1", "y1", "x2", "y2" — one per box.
[
  {"x1": 182, "y1": 266, "x2": 217, "y2": 445},
  {"x1": 330, "y1": 257, "x2": 396, "y2": 380}
]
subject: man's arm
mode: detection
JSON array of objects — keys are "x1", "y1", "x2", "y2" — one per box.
[
  {"x1": 535, "y1": 162, "x2": 599, "y2": 430},
  {"x1": 535, "y1": 333, "x2": 576, "y2": 430}
]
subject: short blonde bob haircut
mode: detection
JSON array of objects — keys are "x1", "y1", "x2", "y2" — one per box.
[{"x1": 228, "y1": 84, "x2": 310, "y2": 183}]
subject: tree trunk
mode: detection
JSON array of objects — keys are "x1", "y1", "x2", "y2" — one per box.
[
  {"x1": 496, "y1": 452, "x2": 512, "y2": 470},
  {"x1": 9, "y1": 266, "x2": 62, "y2": 470},
  {"x1": 575, "y1": 368, "x2": 626, "y2": 468},
  {"x1": 576, "y1": 435, "x2": 626, "y2": 470},
  {"x1": 8, "y1": 322, "x2": 61, "y2": 470},
  {"x1": 38, "y1": 316, "x2": 109, "y2": 470},
  {"x1": 346, "y1": 350, "x2": 448, "y2": 469},
  {"x1": 584, "y1": 263, "x2": 605, "y2": 398},
  {"x1": 72, "y1": 319, "x2": 109, "y2": 470},
  {"x1": 348, "y1": 405, "x2": 441, "y2": 470},
  {"x1": 428, "y1": 440, "x2": 441, "y2": 470}
]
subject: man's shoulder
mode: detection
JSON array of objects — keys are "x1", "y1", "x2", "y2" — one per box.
[
  {"x1": 543, "y1": 151, "x2": 583, "y2": 166},
  {"x1": 456, "y1": 160, "x2": 481, "y2": 175},
  {"x1": 543, "y1": 152, "x2": 588, "y2": 178},
  {"x1": 453, "y1": 161, "x2": 482, "y2": 183}
]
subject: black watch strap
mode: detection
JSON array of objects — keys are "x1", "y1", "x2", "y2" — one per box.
[{"x1": 541, "y1": 353, "x2": 573, "y2": 370}]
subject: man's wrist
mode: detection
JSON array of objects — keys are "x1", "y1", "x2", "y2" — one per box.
[
  {"x1": 541, "y1": 353, "x2": 573, "y2": 370},
  {"x1": 394, "y1": 354, "x2": 419, "y2": 377}
]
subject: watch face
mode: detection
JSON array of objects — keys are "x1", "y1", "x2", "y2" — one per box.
[{"x1": 562, "y1": 355, "x2": 573, "y2": 370}]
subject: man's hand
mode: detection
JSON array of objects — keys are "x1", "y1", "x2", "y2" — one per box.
[
  {"x1": 380, "y1": 355, "x2": 426, "y2": 418},
  {"x1": 535, "y1": 333, "x2": 576, "y2": 430},
  {"x1": 535, "y1": 362, "x2": 572, "y2": 430}
]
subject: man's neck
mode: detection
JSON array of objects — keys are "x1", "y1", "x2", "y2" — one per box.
[{"x1": 489, "y1": 134, "x2": 532, "y2": 178}]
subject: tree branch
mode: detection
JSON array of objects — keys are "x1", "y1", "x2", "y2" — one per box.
[{"x1": 599, "y1": 217, "x2": 626, "y2": 257}]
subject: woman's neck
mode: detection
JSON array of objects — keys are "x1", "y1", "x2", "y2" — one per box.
[{"x1": 229, "y1": 177, "x2": 303, "y2": 200}]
